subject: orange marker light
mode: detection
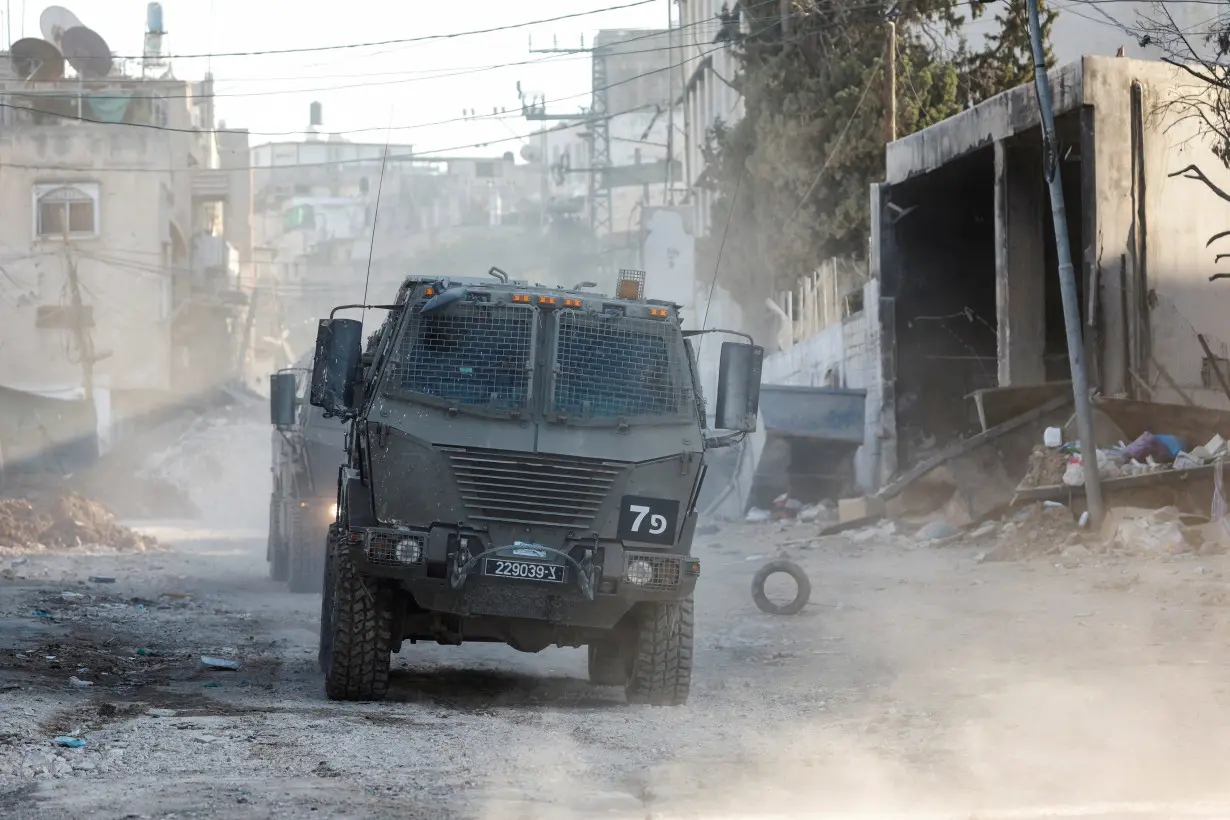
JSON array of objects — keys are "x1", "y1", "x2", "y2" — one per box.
[
  {"x1": 563, "y1": 298, "x2": 582, "y2": 308},
  {"x1": 538, "y1": 295, "x2": 557, "y2": 305},
  {"x1": 648, "y1": 308, "x2": 669, "y2": 318},
  {"x1": 512, "y1": 293, "x2": 530, "y2": 303},
  {"x1": 424, "y1": 287, "x2": 435, "y2": 296}
]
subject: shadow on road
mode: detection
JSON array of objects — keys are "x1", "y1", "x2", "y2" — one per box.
[{"x1": 384, "y1": 666, "x2": 625, "y2": 711}]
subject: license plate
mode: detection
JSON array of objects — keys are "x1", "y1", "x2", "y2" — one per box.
[{"x1": 483, "y1": 558, "x2": 565, "y2": 583}]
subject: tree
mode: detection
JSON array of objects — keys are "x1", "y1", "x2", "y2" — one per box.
[
  {"x1": 964, "y1": 0, "x2": 1057, "y2": 104},
  {"x1": 695, "y1": 0, "x2": 1054, "y2": 320}
]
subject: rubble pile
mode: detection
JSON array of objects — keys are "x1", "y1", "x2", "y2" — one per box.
[{"x1": 0, "y1": 491, "x2": 158, "y2": 552}]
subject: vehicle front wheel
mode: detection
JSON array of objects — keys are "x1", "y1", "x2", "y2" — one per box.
[
  {"x1": 320, "y1": 527, "x2": 392, "y2": 701},
  {"x1": 624, "y1": 597, "x2": 693, "y2": 706}
]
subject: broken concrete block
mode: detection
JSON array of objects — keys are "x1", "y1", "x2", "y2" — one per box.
[{"x1": 838, "y1": 496, "x2": 885, "y2": 524}]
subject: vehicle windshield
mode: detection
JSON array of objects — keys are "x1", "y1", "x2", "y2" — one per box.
[
  {"x1": 551, "y1": 311, "x2": 688, "y2": 421},
  {"x1": 382, "y1": 301, "x2": 692, "y2": 423},
  {"x1": 385, "y1": 301, "x2": 535, "y2": 413}
]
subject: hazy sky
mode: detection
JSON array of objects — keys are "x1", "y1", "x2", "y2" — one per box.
[{"x1": 3, "y1": 0, "x2": 671, "y2": 156}]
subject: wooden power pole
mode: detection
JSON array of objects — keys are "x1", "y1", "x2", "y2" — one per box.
[
  {"x1": 885, "y1": 19, "x2": 897, "y2": 143},
  {"x1": 61, "y1": 222, "x2": 95, "y2": 404}
]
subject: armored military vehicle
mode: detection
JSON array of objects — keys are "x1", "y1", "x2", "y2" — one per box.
[
  {"x1": 267, "y1": 353, "x2": 347, "y2": 592},
  {"x1": 307, "y1": 268, "x2": 762, "y2": 705}
]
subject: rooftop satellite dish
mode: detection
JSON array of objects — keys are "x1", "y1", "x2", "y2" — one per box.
[
  {"x1": 40, "y1": 6, "x2": 84, "y2": 47},
  {"x1": 61, "y1": 26, "x2": 113, "y2": 79},
  {"x1": 10, "y1": 37, "x2": 66, "y2": 81}
]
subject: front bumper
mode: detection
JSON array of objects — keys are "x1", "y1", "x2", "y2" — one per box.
[{"x1": 342, "y1": 527, "x2": 699, "y2": 628}]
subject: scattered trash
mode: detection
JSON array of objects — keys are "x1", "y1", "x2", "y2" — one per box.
[
  {"x1": 53, "y1": 736, "x2": 87, "y2": 748},
  {"x1": 136, "y1": 648, "x2": 162, "y2": 657},
  {"x1": 969, "y1": 522, "x2": 998, "y2": 540},
  {"x1": 1044, "y1": 427, "x2": 1063, "y2": 448},
  {"x1": 916, "y1": 520, "x2": 961, "y2": 542},
  {"x1": 60, "y1": 591, "x2": 84, "y2": 599},
  {"x1": 745, "y1": 507, "x2": 771, "y2": 523},
  {"x1": 201, "y1": 656, "x2": 241, "y2": 671},
  {"x1": 203, "y1": 681, "x2": 223, "y2": 688},
  {"x1": 147, "y1": 708, "x2": 177, "y2": 718},
  {"x1": 744, "y1": 554, "x2": 765, "y2": 562},
  {"x1": 30, "y1": 610, "x2": 52, "y2": 619},
  {"x1": 193, "y1": 734, "x2": 220, "y2": 744},
  {"x1": 87, "y1": 576, "x2": 116, "y2": 584},
  {"x1": 68, "y1": 676, "x2": 93, "y2": 688},
  {"x1": 751, "y1": 559, "x2": 812, "y2": 616}
]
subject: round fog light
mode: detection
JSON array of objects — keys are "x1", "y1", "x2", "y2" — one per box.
[
  {"x1": 626, "y1": 559, "x2": 653, "y2": 586},
  {"x1": 395, "y1": 539, "x2": 422, "y2": 564}
]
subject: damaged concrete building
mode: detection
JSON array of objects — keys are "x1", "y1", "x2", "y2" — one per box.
[{"x1": 870, "y1": 55, "x2": 1230, "y2": 492}]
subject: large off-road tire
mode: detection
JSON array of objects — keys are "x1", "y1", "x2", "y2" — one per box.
[
  {"x1": 268, "y1": 495, "x2": 289, "y2": 583},
  {"x1": 320, "y1": 526, "x2": 392, "y2": 701},
  {"x1": 288, "y1": 504, "x2": 326, "y2": 594},
  {"x1": 588, "y1": 642, "x2": 628, "y2": 687},
  {"x1": 624, "y1": 597, "x2": 693, "y2": 706}
]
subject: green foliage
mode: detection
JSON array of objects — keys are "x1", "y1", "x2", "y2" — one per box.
[
  {"x1": 697, "y1": 0, "x2": 1054, "y2": 313},
  {"x1": 965, "y1": 0, "x2": 1057, "y2": 103}
]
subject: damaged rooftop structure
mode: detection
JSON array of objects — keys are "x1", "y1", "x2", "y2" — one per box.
[{"x1": 869, "y1": 54, "x2": 1230, "y2": 499}]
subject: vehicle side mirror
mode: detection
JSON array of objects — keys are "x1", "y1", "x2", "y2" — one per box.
[
  {"x1": 309, "y1": 318, "x2": 364, "y2": 414},
  {"x1": 714, "y1": 341, "x2": 764, "y2": 433},
  {"x1": 269, "y1": 372, "x2": 297, "y2": 428}
]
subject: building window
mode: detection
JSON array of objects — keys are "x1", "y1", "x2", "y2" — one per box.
[{"x1": 33, "y1": 183, "x2": 100, "y2": 239}]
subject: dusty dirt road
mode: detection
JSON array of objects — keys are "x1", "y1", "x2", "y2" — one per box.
[{"x1": 4, "y1": 513, "x2": 1230, "y2": 819}]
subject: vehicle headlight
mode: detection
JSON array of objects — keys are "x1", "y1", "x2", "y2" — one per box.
[
  {"x1": 328, "y1": 503, "x2": 338, "y2": 518},
  {"x1": 625, "y1": 559, "x2": 653, "y2": 586},
  {"x1": 395, "y1": 538, "x2": 423, "y2": 564}
]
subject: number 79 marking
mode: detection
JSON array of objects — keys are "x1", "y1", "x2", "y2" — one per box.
[{"x1": 629, "y1": 504, "x2": 668, "y2": 535}]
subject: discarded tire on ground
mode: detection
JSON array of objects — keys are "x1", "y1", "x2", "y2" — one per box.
[{"x1": 751, "y1": 559, "x2": 811, "y2": 616}]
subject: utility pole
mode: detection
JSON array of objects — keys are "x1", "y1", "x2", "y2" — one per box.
[
  {"x1": 61, "y1": 221, "x2": 95, "y2": 405},
  {"x1": 523, "y1": 35, "x2": 615, "y2": 281},
  {"x1": 1026, "y1": 0, "x2": 1104, "y2": 528},
  {"x1": 884, "y1": 18, "x2": 897, "y2": 143},
  {"x1": 780, "y1": 0, "x2": 791, "y2": 37}
]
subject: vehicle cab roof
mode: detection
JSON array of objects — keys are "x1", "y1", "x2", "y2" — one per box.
[{"x1": 396, "y1": 273, "x2": 682, "y2": 311}]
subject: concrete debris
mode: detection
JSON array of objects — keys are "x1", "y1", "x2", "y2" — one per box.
[
  {"x1": 1101, "y1": 506, "x2": 1201, "y2": 555},
  {"x1": 0, "y1": 492, "x2": 158, "y2": 553}
]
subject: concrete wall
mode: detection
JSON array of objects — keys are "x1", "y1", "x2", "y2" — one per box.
[
  {"x1": 0, "y1": 128, "x2": 200, "y2": 395},
  {"x1": 1083, "y1": 57, "x2": 1230, "y2": 409},
  {"x1": 678, "y1": 1, "x2": 743, "y2": 238}
]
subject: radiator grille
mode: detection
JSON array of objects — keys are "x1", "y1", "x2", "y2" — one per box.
[
  {"x1": 552, "y1": 310, "x2": 688, "y2": 419},
  {"x1": 625, "y1": 552, "x2": 682, "y2": 591},
  {"x1": 445, "y1": 447, "x2": 623, "y2": 528},
  {"x1": 387, "y1": 302, "x2": 534, "y2": 412}
]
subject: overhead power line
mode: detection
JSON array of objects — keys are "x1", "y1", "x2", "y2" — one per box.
[
  {"x1": 0, "y1": 18, "x2": 775, "y2": 140},
  {"x1": 0, "y1": 22, "x2": 711, "y2": 103},
  {"x1": 91, "y1": 1, "x2": 658, "y2": 60}
]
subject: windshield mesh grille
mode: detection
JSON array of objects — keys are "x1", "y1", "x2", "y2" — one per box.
[
  {"x1": 552, "y1": 311, "x2": 686, "y2": 419},
  {"x1": 388, "y1": 303, "x2": 533, "y2": 412},
  {"x1": 445, "y1": 448, "x2": 623, "y2": 528}
]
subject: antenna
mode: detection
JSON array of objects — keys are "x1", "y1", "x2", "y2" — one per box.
[
  {"x1": 10, "y1": 38, "x2": 66, "y2": 81},
  {"x1": 360, "y1": 109, "x2": 396, "y2": 330},
  {"x1": 61, "y1": 25, "x2": 112, "y2": 78},
  {"x1": 39, "y1": 6, "x2": 83, "y2": 48}
]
